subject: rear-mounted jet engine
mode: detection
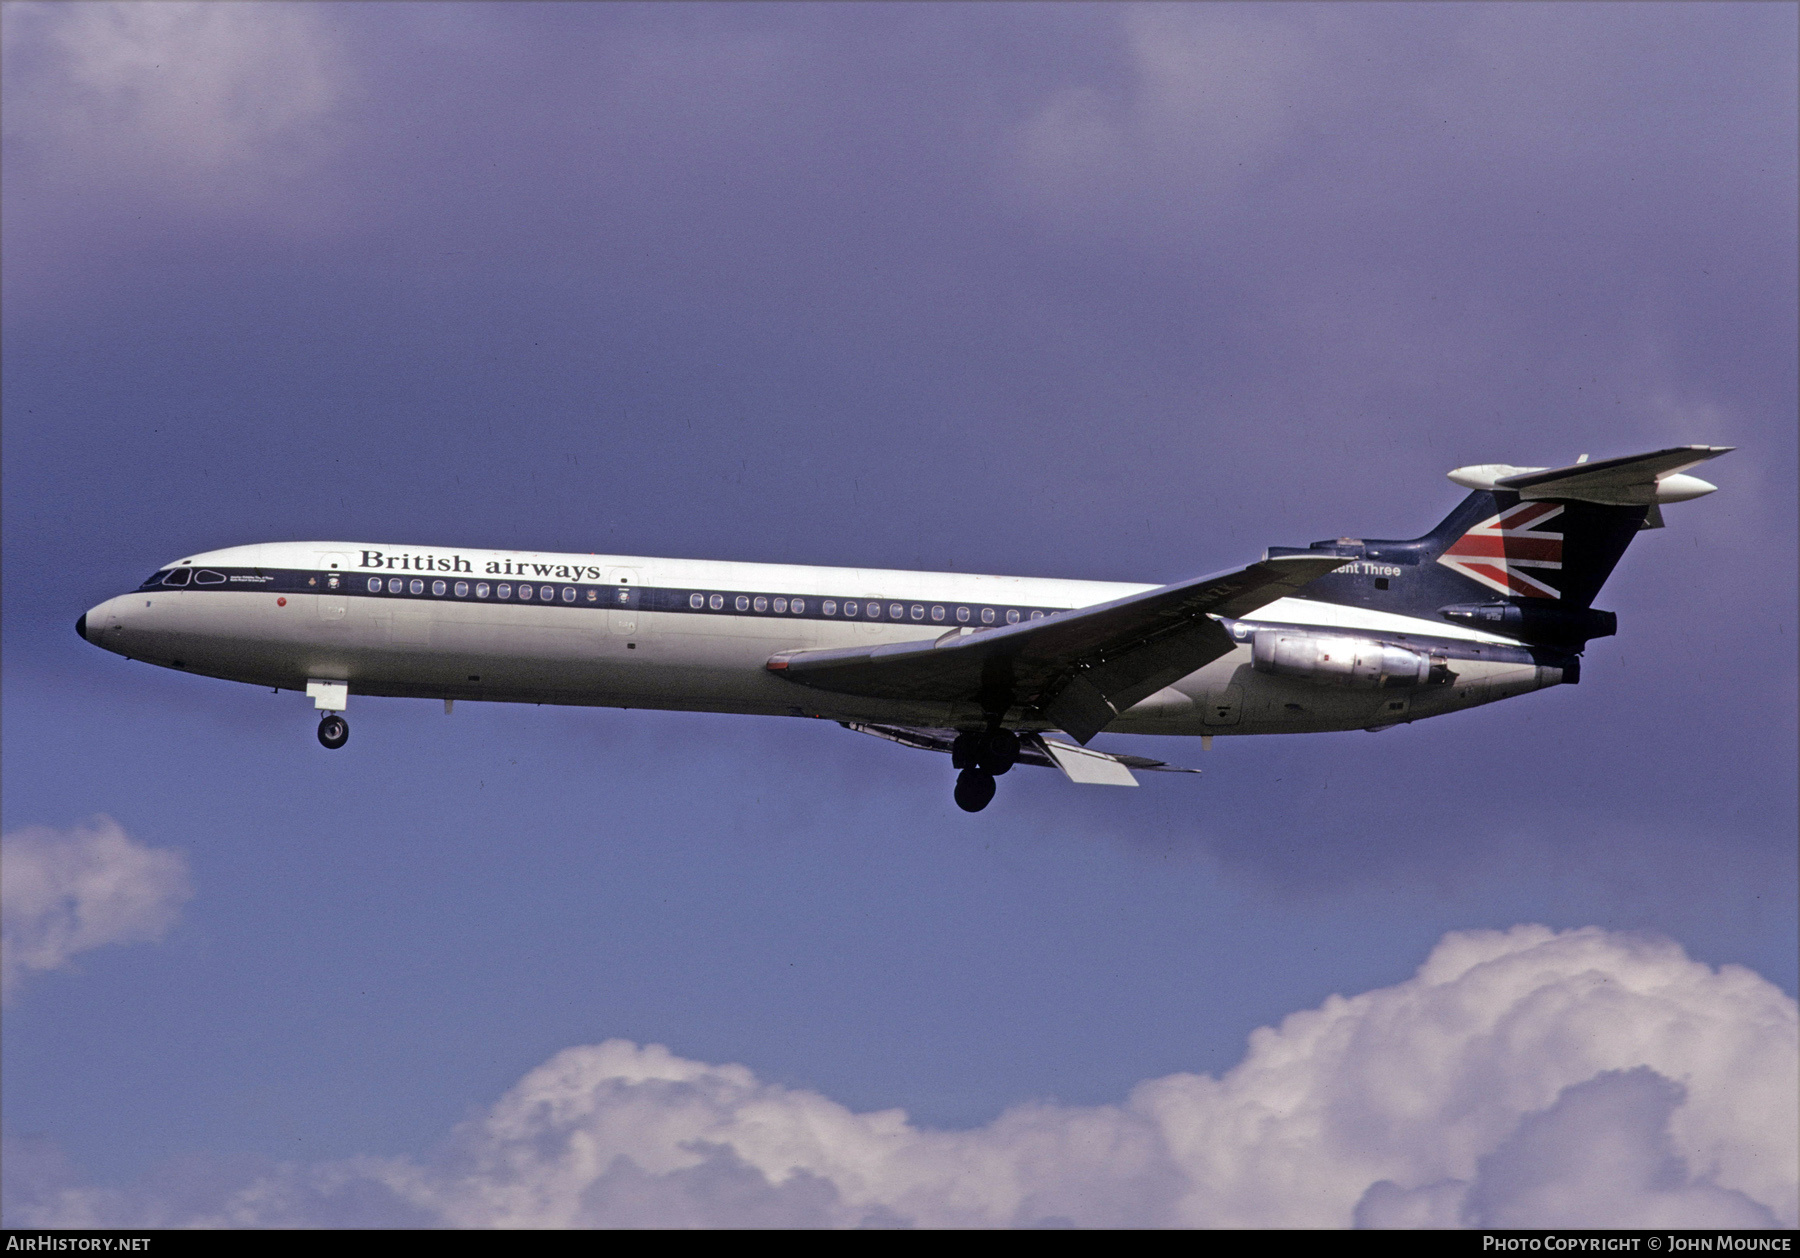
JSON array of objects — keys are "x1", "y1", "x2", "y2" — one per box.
[{"x1": 1251, "y1": 630, "x2": 1443, "y2": 689}]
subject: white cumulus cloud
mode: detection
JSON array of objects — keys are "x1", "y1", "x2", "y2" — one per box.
[
  {"x1": 6, "y1": 924, "x2": 1794, "y2": 1228},
  {"x1": 1, "y1": 817, "x2": 193, "y2": 1002}
]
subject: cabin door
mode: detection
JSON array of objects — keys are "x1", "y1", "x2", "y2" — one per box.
[
  {"x1": 313, "y1": 552, "x2": 349, "y2": 626},
  {"x1": 607, "y1": 568, "x2": 640, "y2": 637}
]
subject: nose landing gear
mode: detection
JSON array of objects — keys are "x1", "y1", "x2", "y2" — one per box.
[{"x1": 317, "y1": 714, "x2": 349, "y2": 749}]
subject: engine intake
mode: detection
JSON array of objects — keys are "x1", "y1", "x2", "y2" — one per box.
[{"x1": 1252, "y1": 630, "x2": 1436, "y2": 690}]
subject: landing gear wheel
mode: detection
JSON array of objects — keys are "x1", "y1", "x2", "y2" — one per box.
[
  {"x1": 951, "y1": 730, "x2": 982, "y2": 769},
  {"x1": 954, "y1": 767, "x2": 996, "y2": 813},
  {"x1": 317, "y1": 714, "x2": 349, "y2": 749},
  {"x1": 977, "y1": 729, "x2": 1019, "y2": 775}
]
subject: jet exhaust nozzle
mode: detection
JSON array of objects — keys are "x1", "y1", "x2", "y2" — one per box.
[{"x1": 1438, "y1": 602, "x2": 1616, "y2": 645}]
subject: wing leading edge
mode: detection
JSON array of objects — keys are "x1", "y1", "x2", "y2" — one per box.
[{"x1": 768, "y1": 554, "x2": 1349, "y2": 742}]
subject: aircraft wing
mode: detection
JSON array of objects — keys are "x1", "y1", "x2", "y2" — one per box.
[{"x1": 768, "y1": 554, "x2": 1349, "y2": 742}]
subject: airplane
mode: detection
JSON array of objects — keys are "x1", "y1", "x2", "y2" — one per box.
[{"x1": 77, "y1": 445, "x2": 1730, "y2": 812}]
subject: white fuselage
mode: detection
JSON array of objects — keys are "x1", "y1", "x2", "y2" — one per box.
[{"x1": 82, "y1": 542, "x2": 1561, "y2": 737}]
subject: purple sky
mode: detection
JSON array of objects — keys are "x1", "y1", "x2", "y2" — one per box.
[{"x1": 3, "y1": 2, "x2": 1795, "y2": 1228}]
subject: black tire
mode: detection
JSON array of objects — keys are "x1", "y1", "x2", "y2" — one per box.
[
  {"x1": 317, "y1": 714, "x2": 349, "y2": 749},
  {"x1": 950, "y1": 730, "x2": 982, "y2": 770},
  {"x1": 977, "y1": 728, "x2": 1019, "y2": 775},
  {"x1": 954, "y1": 767, "x2": 996, "y2": 812}
]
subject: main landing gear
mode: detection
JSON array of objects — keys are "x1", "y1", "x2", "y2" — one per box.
[
  {"x1": 317, "y1": 713, "x2": 349, "y2": 749},
  {"x1": 950, "y1": 728, "x2": 1020, "y2": 813}
]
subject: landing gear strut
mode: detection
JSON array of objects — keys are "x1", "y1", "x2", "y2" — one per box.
[{"x1": 317, "y1": 713, "x2": 349, "y2": 749}]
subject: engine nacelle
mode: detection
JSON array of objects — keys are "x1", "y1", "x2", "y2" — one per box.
[{"x1": 1252, "y1": 630, "x2": 1435, "y2": 690}]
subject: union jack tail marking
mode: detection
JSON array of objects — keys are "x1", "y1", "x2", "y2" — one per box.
[{"x1": 1436, "y1": 501, "x2": 1564, "y2": 599}]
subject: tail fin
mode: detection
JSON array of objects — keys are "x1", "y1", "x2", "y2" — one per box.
[{"x1": 1266, "y1": 446, "x2": 1732, "y2": 647}]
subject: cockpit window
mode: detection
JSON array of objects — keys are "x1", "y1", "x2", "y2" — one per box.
[
  {"x1": 193, "y1": 570, "x2": 227, "y2": 585},
  {"x1": 158, "y1": 568, "x2": 192, "y2": 587}
]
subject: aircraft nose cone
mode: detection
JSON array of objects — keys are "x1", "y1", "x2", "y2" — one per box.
[{"x1": 76, "y1": 612, "x2": 88, "y2": 642}]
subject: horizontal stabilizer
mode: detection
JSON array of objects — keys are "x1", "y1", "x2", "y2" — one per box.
[
  {"x1": 1447, "y1": 446, "x2": 1732, "y2": 506},
  {"x1": 841, "y1": 723, "x2": 1198, "y2": 784}
]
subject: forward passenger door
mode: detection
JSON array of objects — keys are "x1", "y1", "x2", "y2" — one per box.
[
  {"x1": 313, "y1": 552, "x2": 349, "y2": 631},
  {"x1": 607, "y1": 568, "x2": 640, "y2": 637}
]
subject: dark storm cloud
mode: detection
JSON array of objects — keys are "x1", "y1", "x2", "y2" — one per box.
[{"x1": 7, "y1": 3, "x2": 1790, "y2": 550}]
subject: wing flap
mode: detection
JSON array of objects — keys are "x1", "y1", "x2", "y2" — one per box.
[
  {"x1": 1041, "y1": 616, "x2": 1235, "y2": 742},
  {"x1": 1026, "y1": 734, "x2": 1141, "y2": 786}
]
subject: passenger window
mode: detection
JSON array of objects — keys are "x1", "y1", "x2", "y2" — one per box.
[
  {"x1": 843, "y1": 600, "x2": 857, "y2": 617},
  {"x1": 1006, "y1": 609, "x2": 1020, "y2": 624},
  {"x1": 388, "y1": 578, "x2": 404, "y2": 594},
  {"x1": 981, "y1": 607, "x2": 995, "y2": 624},
  {"x1": 931, "y1": 606, "x2": 945, "y2": 622},
  {"x1": 754, "y1": 596, "x2": 768, "y2": 612},
  {"x1": 476, "y1": 583, "x2": 490, "y2": 598},
  {"x1": 433, "y1": 580, "x2": 447, "y2": 596},
  {"x1": 1029, "y1": 610, "x2": 1043, "y2": 620},
  {"x1": 710, "y1": 594, "x2": 725, "y2": 610},
  {"x1": 541, "y1": 585, "x2": 554, "y2": 601},
  {"x1": 328, "y1": 575, "x2": 341, "y2": 590},
  {"x1": 368, "y1": 577, "x2": 383, "y2": 593},
  {"x1": 498, "y1": 583, "x2": 512, "y2": 599},
  {"x1": 910, "y1": 605, "x2": 924, "y2": 621},
  {"x1": 869, "y1": 602, "x2": 883, "y2": 619},
  {"x1": 587, "y1": 589, "x2": 597, "y2": 602},
  {"x1": 823, "y1": 600, "x2": 836, "y2": 615},
  {"x1": 736, "y1": 595, "x2": 749, "y2": 611},
  {"x1": 890, "y1": 603, "x2": 904, "y2": 620},
  {"x1": 519, "y1": 584, "x2": 534, "y2": 600},
  {"x1": 956, "y1": 606, "x2": 969, "y2": 623},
  {"x1": 562, "y1": 587, "x2": 575, "y2": 603},
  {"x1": 194, "y1": 570, "x2": 226, "y2": 585},
  {"x1": 772, "y1": 598, "x2": 787, "y2": 613},
  {"x1": 407, "y1": 579, "x2": 422, "y2": 594},
  {"x1": 690, "y1": 593, "x2": 704, "y2": 609},
  {"x1": 454, "y1": 581, "x2": 468, "y2": 597},
  {"x1": 790, "y1": 598, "x2": 805, "y2": 614}
]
